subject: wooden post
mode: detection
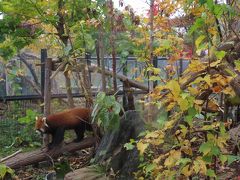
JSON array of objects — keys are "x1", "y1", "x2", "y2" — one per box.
[
  {"x1": 179, "y1": 59, "x2": 183, "y2": 77},
  {"x1": 122, "y1": 60, "x2": 128, "y2": 110},
  {"x1": 85, "y1": 52, "x2": 92, "y2": 84},
  {"x1": 40, "y1": 49, "x2": 47, "y2": 113},
  {"x1": 43, "y1": 58, "x2": 52, "y2": 146},
  {"x1": 0, "y1": 70, "x2": 6, "y2": 97},
  {"x1": 153, "y1": 56, "x2": 158, "y2": 88}
]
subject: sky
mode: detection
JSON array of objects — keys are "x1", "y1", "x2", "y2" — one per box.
[{"x1": 113, "y1": 0, "x2": 148, "y2": 15}]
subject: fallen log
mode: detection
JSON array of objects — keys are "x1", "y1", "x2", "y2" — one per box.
[{"x1": 2, "y1": 137, "x2": 96, "y2": 169}]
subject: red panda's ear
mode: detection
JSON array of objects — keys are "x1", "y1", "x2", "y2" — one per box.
[{"x1": 35, "y1": 116, "x2": 38, "y2": 121}]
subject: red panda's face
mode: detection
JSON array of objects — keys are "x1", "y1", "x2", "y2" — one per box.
[{"x1": 35, "y1": 117, "x2": 48, "y2": 135}]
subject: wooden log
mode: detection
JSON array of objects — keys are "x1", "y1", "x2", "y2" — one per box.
[
  {"x1": 88, "y1": 66, "x2": 149, "y2": 91},
  {"x1": 51, "y1": 63, "x2": 148, "y2": 91},
  {"x1": 2, "y1": 137, "x2": 95, "y2": 169}
]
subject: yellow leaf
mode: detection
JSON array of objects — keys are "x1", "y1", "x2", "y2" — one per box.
[
  {"x1": 195, "y1": 35, "x2": 206, "y2": 49},
  {"x1": 180, "y1": 125, "x2": 188, "y2": 137},
  {"x1": 222, "y1": 86, "x2": 235, "y2": 96},
  {"x1": 208, "y1": 27, "x2": 218, "y2": 36},
  {"x1": 166, "y1": 102, "x2": 176, "y2": 111},
  {"x1": 153, "y1": 67, "x2": 161, "y2": 75},
  {"x1": 193, "y1": 158, "x2": 207, "y2": 175},
  {"x1": 188, "y1": 87, "x2": 198, "y2": 95},
  {"x1": 192, "y1": 77, "x2": 204, "y2": 84},
  {"x1": 151, "y1": 139, "x2": 164, "y2": 146},
  {"x1": 145, "y1": 131, "x2": 162, "y2": 139},
  {"x1": 181, "y1": 165, "x2": 192, "y2": 177},
  {"x1": 153, "y1": 155, "x2": 165, "y2": 164},
  {"x1": 181, "y1": 146, "x2": 193, "y2": 156},
  {"x1": 135, "y1": 76, "x2": 144, "y2": 82},
  {"x1": 210, "y1": 60, "x2": 221, "y2": 67},
  {"x1": 191, "y1": 6, "x2": 204, "y2": 16},
  {"x1": 137, "y1": 142, "x2": 149, "y2": 155},
  {"x1": 190, "y1": 137, "x2": 197, "y2": 143},
  {"x1": 164, "y1": 120, "x2": 176, "y2": 130},
  {"x1": 178, "y1": 98, "x2": 189, "y2": 111},
  {"x1": 203, "y1": 75, "x2": 211, "y2": 86},
  {"x1": 166, "y1": 80, "x2": 181, "y2": 98},
  {"x1": 195, "y1": 100, "x2": 204, "y2": 105},
  {"x1": 164, "y1": 150, "x2": 181, "y2": 168}
]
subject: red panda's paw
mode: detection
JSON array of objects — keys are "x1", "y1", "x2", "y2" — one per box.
[{"x1": 47, "y1": 143, "x2": 55, "y2": 150}]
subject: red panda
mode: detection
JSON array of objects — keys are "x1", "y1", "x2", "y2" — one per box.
[{"x1": 35, "y1": 108, "x2": 92, "y2": 149}]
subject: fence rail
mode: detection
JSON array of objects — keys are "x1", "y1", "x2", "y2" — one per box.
[
  {"x1": 0, "y1": 49, "x2": 189, "y2": 102},
  {"x1": 0, "y1": 90, "x2": 146, "y2": 102}
]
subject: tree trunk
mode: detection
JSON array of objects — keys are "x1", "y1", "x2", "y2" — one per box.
[
  {"x1": 2, "y1": 138, "x2": 95, "y2": 169},
  {"x1": 95, "y1": 40, "x2": 101, "y2": 67},
  {"x1": 99, "y1": 25, "x2": 107, "y2": 92},
  {"x1": 55, "y1": 0, "x2": 75, "y2": 108},
  {"x1": 64, "y1": 70, "x2": 75, "y2": 108},
  {"x1": 148, "y1": 0, "x2": 155, "y2": 122},
  {"x1": 109, "y1": 0, "x2": 117, "y2": 92},
  {"x1": 149, "y1": 0, "x2": 154, "y2": 92},
  {"x1": 75, "y1": 58, "x2": 93, "y2": 108}
]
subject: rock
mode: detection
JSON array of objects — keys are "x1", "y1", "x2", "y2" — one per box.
[
  {"x1": 64, "y1": 166, "x2": 107, "y2": 180},
  {"x1": 65, "y1": 110, "x2": 145, "y2": 180}
]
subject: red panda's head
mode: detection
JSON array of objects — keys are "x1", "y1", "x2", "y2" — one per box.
[{"x1": 35, "y1": 116, "x2": 49, "y2": 136}]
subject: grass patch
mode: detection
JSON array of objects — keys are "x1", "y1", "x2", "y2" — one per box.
[{"x1": 0, "y1": 118, "x2": 41, "y2": 158}]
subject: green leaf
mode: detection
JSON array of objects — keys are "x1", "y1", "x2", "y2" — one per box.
[
  {"x1": 215, "y1": 51, "x2": 226, "y2": 60},
  {"x1": 124, "y1": 143, "x2": 135, "y2": 150},
  {"x1": 6, "y1": 167, "x2": 14, "y2": 176},
  {"x1": 214, "y1": 5, "x2": 224, "y2": 18},
  {"x1": 206, "y1": 169, "x2": 216, "y2": 177},
  {"x1": 185, "y1": 107, "x2": 197, "y2": 126},
  {"x1": 199, "y1": 142, "x2": 212, "y2": 156},
  {"x1": 145, "y1": 163, "x2": 156, "y2": 174},
  {"x1": 199, "y1": 0, "x2": 207, "y2": 5},
  {"x1": 112, "y1": 103, "x2": 122, "y2": 114},
  {"x1": 206, "y1": 0, "x2": 214, "y2": 10},
  {"x1": 234, "y1": 60, "x2": 240, "y2": 72},
  {"x1": 176, "y1": 158, "x2": 191, "y2": 166},
  {"x1": 189, "y1": 18, "x2": 204, "y2": 34},
  {"x1": 211, "y1": 146, "x2": 220, "y2": 156},
  {"x1": 219, "y1": 154, "x2": 228, "y2": 165},
  {"x1": 227, "y1": 155, "x2": 240, "y2": 165},
  {"x1": 202, "y1": 155, "x2": 212, "y2": 163},
  {"x1": 96, "y1": 92, "x2": 106, "y2": 104},
  {"x1": 121, "y1": 51, "x2": 129, "y2": 58},
  {"x1": 0, "y1": 164, "x2": 7, "y2": 178},
  {"x1": 195, "y1": 35, "x2": 206, "y2": 49},
  {"x1": 149, "y1": 76, "x2": 161, "y2": 81},
  {"x1": 157, "y1": 111, "x2": 168, "y2": 128}
]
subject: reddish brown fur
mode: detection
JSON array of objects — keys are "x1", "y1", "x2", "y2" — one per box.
[
  {"x1": 35, "y1": 108, "x2": 91, "y2": 130},
  {"x1": 35, "y1": 108, "x2": 92, "y2": 149}
]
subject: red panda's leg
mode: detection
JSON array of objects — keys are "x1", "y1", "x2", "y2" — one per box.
[
  {"x1": 48, "y1": 127, "x2": 65, "y2": 149},
  {"x1": 73, "y1": 125, "x2": 85, "y2": 142}
]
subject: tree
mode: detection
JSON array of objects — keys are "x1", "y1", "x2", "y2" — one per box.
[{"x1": 0, "y1": 0, "x2": 97, "y2": 106}]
